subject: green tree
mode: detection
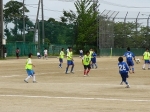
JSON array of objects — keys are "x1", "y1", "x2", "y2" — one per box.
[
  {"x1": 74, "y1": 0, "x2": 98, "y2": 47},
  {"x1": 3, "y1": 1, "x2": 30, "y2": 41}
]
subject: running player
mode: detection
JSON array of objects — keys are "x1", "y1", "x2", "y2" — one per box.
[
  {"x1": 123, "y1": 47, "x2": 135, "y2": 73},
  {"x1": 91, "y1": 50, "x2": 98, "y2": 69},
  {"x1": 65, "y1": 47, "x2": 74, "y2": 74},
  {"x1": 82, "y1": 51, "x2": 92, "y2": 76},
  {"x1": 59, "y1": 48, "x2": 65, "y2": 68},
  {"x1": 24, "y1": 53, "x2": 37, "y2": 83},
  {"x1": 118, "y1": 56, "x2": 131, "y2": 88},
  {"x1": 43, "y1": 48, "x2": 48, "y2": 59},
  {"x1": 142, "y1": 48, "x2": 150, "y2": 70}
]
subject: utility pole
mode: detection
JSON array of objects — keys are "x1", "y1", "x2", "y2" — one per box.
[
  {"x1": 23, "y1": 0, "x2": 25, "y2": 42},
  {"x1": 0, "y1": 0, "x2": 4, "y2": 58},
  {"x1": 93, "y1": 0, "x2": 100, "y2": 54},
  {"x1": 41, "y1": 0, "x2": 45, "y2": 45},
  {"x1": 33, "y1": 0, "x2": 40, "y2": 43}
]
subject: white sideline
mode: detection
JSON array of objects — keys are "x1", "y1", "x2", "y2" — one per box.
[{"x1": 0, "y1": 94, "x2": 150, "y2": 102}]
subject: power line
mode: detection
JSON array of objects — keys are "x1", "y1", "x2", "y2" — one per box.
[
  {"x1": 26, "y1": 4, "x2": 65, "y2": 12},
  {"x1": 100, "y1": 0, "x2": 150, "y2": 9}
]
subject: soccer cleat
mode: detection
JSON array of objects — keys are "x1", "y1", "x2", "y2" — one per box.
[
  {"x1": 120, "y1": 82, "x2": 123, "y2": 85},
  {"x1": 95, "y1": 67, "x2": 97, "y2": 69},
  {"x1": 132, "y1": 71, "x2": 134, "y2": 73},
  {"x1": 148, "y1": 68, "x2": 150, "y2": 70},
  {"x1": 33, "y1": 81, "x2": 37, "y2": 83},
  {"x1": 59, "y1": 66, "x2": 62, "y2": 68},
  {"x1": 70, "y1": 71, "x2": 74, "y2": 74},
  {"x1": 125, "y1": 85, "x2": 130, "y2": 88},
  {"x1": 142, "y1": 68, "x2": 146, "y2": 70},
  {"x1": 84, "y1": 75, "x2": 87, "y2": 77},
  {"x1": 24, "y1": 80, "x2": 28, "y2": 83}
]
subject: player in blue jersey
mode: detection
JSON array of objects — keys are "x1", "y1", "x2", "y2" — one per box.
[
  {"x1": 123, "y1": 47, "x2": 135, "y2": 73},
  {"x1": 91, "y1": 50, "x2": 98, "y2": 69},
  {"x1": 118, "y1": 57, "x2": 131, "y2": 88}
]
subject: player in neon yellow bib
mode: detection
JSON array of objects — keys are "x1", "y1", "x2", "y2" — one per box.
[
  {"x1": 24, "y1": 53, "x2": 37, "y2": 83},
  {"x1": 82, "y1": 51, "x2": 92, "y2": 76},
  {"x1": 142, "y1": 48, "x2": 150, "y2": 70},
  {"x1": 65, "y1": 47, "x2": 74, "y2": 74},
  {"x1": 59, "y1": 48, "x2": 65, "y2": 68}
]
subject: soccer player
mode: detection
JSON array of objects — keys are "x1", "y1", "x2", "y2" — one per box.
[
  {"x1": 37, "y1": 51, "x2": 41, "y2": 59},
  {"x1": 65, "y1": 47, "x2": 74, "y2": 74},
  {"x1": 16, "y1": 48, "x2": 20, "y2": 59},
  {"x1": 59, "y1": 48, "x2": 65, "y2": 68},
  {"x1": 24, "y1": 53, "x2": 37, "y2": 83},
  {"x1": 79, "y1": 49, "x2": 83, "y2": 58},
  {"x1": 43, "y1": 48, "x2": 48, "y2": 59},
  {"x1": 142, "y1": 48, "x2": 150, "y2": 70},
  {"x1": 82, "y1": 51, "x2": 92, "y2": 76},
  {"x1": 123, "y1": 47, "x2": 135, "y2": 73},
  {"x1": 91, "y1": 50, "x2": 98, "y2": 69},
  {"x1": 118, "y1": 56, "x2": 131, "y2": 88},
  {"x1": 89, "y1": 49, "x2": 94, "y2": 68}
]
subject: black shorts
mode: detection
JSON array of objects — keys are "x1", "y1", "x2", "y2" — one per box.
[
  {"x1": 84, "y1": 65, "x2": 91, "y2": 69},
  {"x1": 16, "y1": 53, "x2": 19, "y2": 57}
]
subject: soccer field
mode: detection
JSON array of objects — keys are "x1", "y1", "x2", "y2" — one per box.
[{"x1": 0, "y1": 56, "x2": 150, "y2": 112}]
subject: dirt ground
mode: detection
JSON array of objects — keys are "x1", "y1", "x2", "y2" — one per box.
[{"x1": 0, "y1": 56, "x2": 150, "y2": 112}]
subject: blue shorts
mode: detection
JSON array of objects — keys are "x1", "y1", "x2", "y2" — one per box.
[
  {"x1": 127, "y1": 60, "x2": 134, "y2": 66},
  {"x1": 26, "y1": 69, "x2": 35, "y2": 76},
  {"x1": 80, "y1": 53, "x2": 83, "y2": 57},
  {"x1": 59, "y1": 58, "x2": 63, "y2": 63},
  {"x1": 145, "y1": 60, "x2": 150, "y2": 64},
  {"x1": 67, "y1": 60, "x2": 74, "y2": 65},
  {"x1": 92, "y1": 58, "x2": 96, "y2": 63}
]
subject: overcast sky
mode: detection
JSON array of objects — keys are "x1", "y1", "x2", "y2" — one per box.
[{"x1": 3, "y1": 0, "x2": 150, "y2": 22}]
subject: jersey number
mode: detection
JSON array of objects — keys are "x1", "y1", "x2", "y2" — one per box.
[
  {"x1": 86, "y1": 58, "x2": 89, "y2": 62},
  {"x1": 119, "y1": 65, "x2": 126, "y2": 71}
]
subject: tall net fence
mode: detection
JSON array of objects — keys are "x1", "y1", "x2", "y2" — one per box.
[{"x1": 97, "y1": 10, "x2": 150, "y2": 56}]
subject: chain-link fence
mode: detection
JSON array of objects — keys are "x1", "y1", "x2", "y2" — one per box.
[{"x1": 97, "y1": 10, "x2": 150, "y2": 50}]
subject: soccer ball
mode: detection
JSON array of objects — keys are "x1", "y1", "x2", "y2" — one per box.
[{"x1": 135, "y1": 58, "x2": 140, "y2": 64}]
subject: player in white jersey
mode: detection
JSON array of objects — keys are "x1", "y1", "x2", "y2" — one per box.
[{"x1": 43, "y1": 48, "x2": 48, "y2": 59}]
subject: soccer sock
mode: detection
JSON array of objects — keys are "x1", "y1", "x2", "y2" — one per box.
[
  {"x1": 66, "y1": 67, "x2": 69, "y2": 73},
  {"x1": 59, "y1": 63, "x2": 61, "y2": 67},
  {"x1": 33, "y1": 75, "x2": 36, "y2": 81},
  {"x1": 132, "y1": 67, "x2": 134, "y2": 72},
  {"x1": 84, "y1": 70, "x2": 86, "y2": 75},
  {"x1": 86, "y1": 69, "x2": 90, "y2": 75},
  {"x1": 71, "y1": 65, "x2": 74, "y2": 72},
  {"x1": 25, "y1": 76, "x2": 31, "y2": 81},
  {"x1": 143, "y1": 64, "x2": 145, "y2": 68},
  {"x1": 94, "y1": 63, "x2": 97, "y2": 68},
  {"x1": 148, "y1": 64, "x2": 150, "y2": 68}
]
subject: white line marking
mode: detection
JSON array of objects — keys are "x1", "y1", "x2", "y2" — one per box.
[
  {"x1": 0, "y1": 95, "x2": 150, "y2": 102},
  {"x1": 1, "y1": 75, "x2": 20, "y2": 77}
]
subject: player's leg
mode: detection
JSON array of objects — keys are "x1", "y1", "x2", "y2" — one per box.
[
  {"x1": 148, "y1": 60, "x2": 150, "y2": 70},
  {"x1": 130, "y1": 61, "x2": 134, "y2": 73},
  {"x1": 32, "y1": 70, "x2": 37, "y2": 83},
  {"x1": 84, "y1": 65, "x2": 87, "y2": 76},
  {"x1": 24, "y1": 70, "x2": 32, "y2": 83},
  {"x1": 86, "y1": 65, "x2": 91, "y2": 76},
  {"x1": 120, "y1": 74, "x2": 124, "y2": 85},
  {"x1": 123, "y1": 73, "x2": 130, "y2": 88},
  {"x1": 65, "y1": 60, "x2": 70, "y2": 74},
  {"x1": 59, "y1": 58, "x2": 63, "y2": 68},
  {"x1": 70, "y1": 61, "x2": 74, "y2": 73},
  {"x1": 142, "y1": 60, "x2": 147, "y2": 70}
]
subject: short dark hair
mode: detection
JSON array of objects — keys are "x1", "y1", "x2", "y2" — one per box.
[
  {"x1": 28, "y1": 53, "x2": 32, "y2": 58},
  {"x1": 86, "y1": 50, "x2": 90, "y2": 54},
  {"x1": 118, "y1": 56, "x2": 123, "y2": 62},
  {"x1": 61, "y1": 48, "x2": 64, "y2": 51},
  {"x1": 146, "y1": 48, "x2": 149, "y2": 50},
  {"x1": 127, "y1": 47, "x2": 130, "y2": 51}
]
